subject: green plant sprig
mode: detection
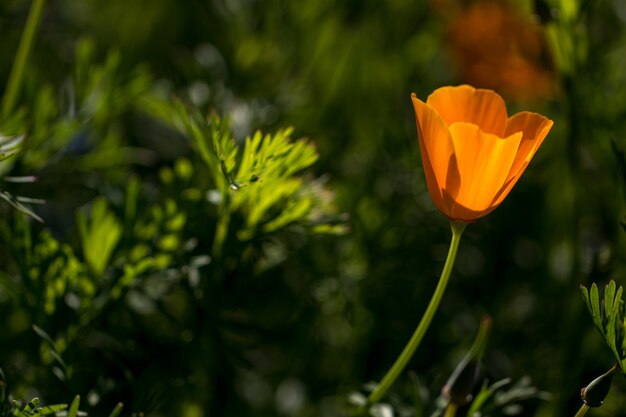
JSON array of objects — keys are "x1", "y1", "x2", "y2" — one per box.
[{"x1": 581, "y1": 281, "x2": 626, "y2": 371}]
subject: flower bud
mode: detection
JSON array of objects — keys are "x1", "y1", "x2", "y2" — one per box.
[
  {"x1": 442, "y1": 358, "x2": 481, "y2": 406},
  {"x1": 442, "y1": 316, "x2": 491, "y2": 406},
  {"x1": 580, "y1": 364, "x2": 619, "y2": 408}
]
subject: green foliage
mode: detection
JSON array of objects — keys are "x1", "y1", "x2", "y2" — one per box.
[
  {"x1": 0, "y1": 370, "x2": 66, "y2": 417},
  {"x1": 73, "y1": 39, "x2": 150, "y2": 124},
  {"x1": 77, "y1": 198, "x2": 122, "y2": 277},
  {"x1": 465, "y1": 378, "x2": 550, "y2": 417},
  {"x1": 229, "y1": 127, "x2": 316, "y2": 240},
  {"x1": 10, "y1": 398, "x2": 66, "y2": 417},
  {"x1": 0, "y1": 134, "x2": 22, "y2": 163},
  {"x1": 351, "y1": 376, "x2": 546, "y2": 417},
  {"x1": 2, "y1": 0, "x2": 626, "y2": 416},
  {"x1": 1, "y1": 29, "x2": 344, "y2": 414},
  {"x1": 66, "y1": 396, "x2": 79, "y2": 417},
  {"x1": 1, "y1": 215, "x2": 92, "y2": 315},
  {"x1": 0, "y1": 389, "x2": 120, "y2": 417},
  {"x1": 106, "y1": 403, "x2": 124, "y2": 417},
  {"x1": 581, "y1": 281, "x2": 626, "y2": 370},
  {"x1": 352, "y1": 317, "x2": 546, "y2": 417},
  {"x1": 19, "y1": 38, "x2": 152, "y2": 171},
  {"x1": 141, "y1": 95, "x2": 345, "y2": 252},
  {"x1": 0, "y1": 133, "x2": 41, "y2": 221},
  {"x1": 0, "y1": 190, "x2": 42, "y2": 223}
]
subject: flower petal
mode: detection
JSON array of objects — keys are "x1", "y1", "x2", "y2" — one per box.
[
  {"x1": 442, "y1": 187, "x2": 492, "y2": 222},
  {"x1": 411, "y1": 93, "x2": 455, "y2": 215},
  {"x1": 488, "y1": 111, "x2": 553, "y2": 207},
  {"x1": 504, "y1": 111, "x2": 553, "y2": 179},
  {"x1": 447, "y1": 122, "x2": 523, "y2": 218},
  {"x1": 426, "y1": 85, "x2": 508, "y2": 136}
]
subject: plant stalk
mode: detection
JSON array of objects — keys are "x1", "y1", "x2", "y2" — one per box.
[
  {"x1": 2, "y1": 0, "x2": 46, "y2": 118},
  {"x1": 444, "y1": 404, "x2": 458, "y2": 417},
  {"x1": 367, "y1": 221, "x2": 467, "y2": 404},
  {"x1": 574, "y1": 404, "x2": 589, "y2": 417}
]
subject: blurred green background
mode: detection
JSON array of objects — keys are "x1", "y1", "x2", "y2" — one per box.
[{"x1": 1, "y1": 0, "x2": 626, "y2": 416}]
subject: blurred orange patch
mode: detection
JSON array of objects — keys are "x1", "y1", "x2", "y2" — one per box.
[{"x1": 439, "y1": 0, "x2": 554, "y2": 101}]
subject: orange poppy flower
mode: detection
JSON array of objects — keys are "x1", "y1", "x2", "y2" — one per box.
[
  {"x1": 411, "y1": 85, "x2": 553, "y2": 222},
  {"x1": 442, "y1": 1, "x2": 555, "y2": 101}
]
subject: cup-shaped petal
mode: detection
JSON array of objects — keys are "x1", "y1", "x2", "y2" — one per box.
[
  {"x1": 411, "y1": 93, "x2": 455, "y2": 214},
  {"x1": 489, "y1": 112, "x2": 554, "y2": 207},
  {"x1": 426, "y1": 85, "x2": 508, "y2": 136},
  {"x1": 447, "y1": 122, "x2": 522, "y2": 220},
  {"x1": 411, "y1": 85, "x2": 553, "y2": 222}
]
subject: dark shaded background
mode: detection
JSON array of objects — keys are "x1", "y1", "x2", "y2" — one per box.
[{"x1": 1, "y1": 0, "x2": 626, "y2": 416}]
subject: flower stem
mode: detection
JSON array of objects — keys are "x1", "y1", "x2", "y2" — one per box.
[
  {"x1": 212, "y1": 205, "x2": 230, "y2": 257},
  {"x1": 2, "y1": 0, "x2": 46, "y2": 118},
  {"x1": 574, "y1": 404, "x2": 589, "y2": 417},
  {"x1": 444, "y1": 404, "x2": 458, "y2": 417},
  {"x1": 367, "y1": 221, "x2": 467, "y2": 404}
]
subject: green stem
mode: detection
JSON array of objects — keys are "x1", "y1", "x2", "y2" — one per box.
[
  {"x1": 212, "y1": 205, "x2": 230, "y2": 257},
  {"x1": 574, "y1": 404, "x2": 589, "y2": 417},
  {"x1": 444, "y1": 404, "x2": 458, "y2": 417},
  {"x1": 368, "y1": 221, "x2": 467, "y2": 404},
  {"x1": 2, "y1": 0, "x2": 46, "y2": 118}
]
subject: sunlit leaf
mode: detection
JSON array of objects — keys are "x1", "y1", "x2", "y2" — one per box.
[
  {"x1": 67, "y1": 396, "x2": 80, "y2": 417},
  {"x1": 77, "y1": 197, "x2": 122, "y2": 276},
  {"x1": 581, "y1": 281, "x2": 626, "y2": 371}
]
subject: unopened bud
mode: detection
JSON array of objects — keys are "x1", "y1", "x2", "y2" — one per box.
[
  {"x1": 442, "y1": 316, "x2": 491, "y2": 406},
  {"x1": 442, "y1": 358, "x2": 481, "y2": 406},
  {"x1": 580, "y1": 364, "x2": 619, "y2": 408}
]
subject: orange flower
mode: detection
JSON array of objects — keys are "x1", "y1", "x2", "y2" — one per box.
[
  {"x1": 411, "y1": 85, "x2": 553, "y2": 222},
  {"x1": 443, "y1": 1, "x2": 555, "y2": 101}
]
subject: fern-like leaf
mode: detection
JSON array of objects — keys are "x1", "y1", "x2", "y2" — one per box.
[{"x1": 581, "y1": 281, "x2": 626, "y2": 371}]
